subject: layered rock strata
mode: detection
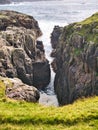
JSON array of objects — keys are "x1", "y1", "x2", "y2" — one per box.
[
  {"x1": 0, "y1": 10, "x2": 50, "y2": 90},
  {"x1": 51, "y1": 13, "x2": 98, "y2": 105}
]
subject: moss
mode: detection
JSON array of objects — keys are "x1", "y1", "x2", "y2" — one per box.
[
  {"x1": 0, "y1": 77, "x2": 13, "y2": 101},
  {"x1": 61, "y1": 23, "x2": 75, "y2": 42},
  {"x1": 74, "y1": 48, "x2": 82, "y2": 56},
  {"x1": 96, "y1": 72, "x2": 98, "y2": 76},
  {"x1": 0, "y1": 79, "x2": 6, "y2": 99},
  {"x1": 75, "y1": 13, "x2": 98, "y2": 43},
  {"x1": 61, "y1": 13, "x2": 98, "y2": 45},
  {"x1": 78, "y1": 13, "x2": 98, "y2": 25}
]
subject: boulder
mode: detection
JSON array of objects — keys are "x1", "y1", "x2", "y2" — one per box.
[
  {"x1": 51, "y1": 13, "x2": 98, "y2": 105},
  {"x1": 1, "y1": 77, "x2": 40, "y2": 102}
]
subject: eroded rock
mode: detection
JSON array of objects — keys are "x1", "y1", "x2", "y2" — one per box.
[
  {"x1": 0, "y1": 10, "x2": 50, "y2": 89},
  {"x1": 51, "y1": 13, "x2": 98, "y2": 105},
  {"x1": 1, "y1": 77, "x2": 40, "y2": 102}
]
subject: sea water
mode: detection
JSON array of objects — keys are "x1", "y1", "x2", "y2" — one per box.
[{"x1": 0, "y1": 0, "x2": 98, "y2": 106}]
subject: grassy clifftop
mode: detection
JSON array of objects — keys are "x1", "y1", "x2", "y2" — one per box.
[
  {"x1": 0, "y1": 78, "x2": 98, "y2": 130},
  {"x1": 61, "y1": 12, "x2": 98, "y2": 43}
]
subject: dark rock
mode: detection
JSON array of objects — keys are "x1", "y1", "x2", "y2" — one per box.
[
  {"x1": 51, "y1": 13, "x2": 98, "y2": 106},
  {"x1": 50, "y1": 49, "x2": 56, "y2": 57},
  {"x1": 33, "y1": 61, "x2": 50, "y2": 89},
  {"x1": 51, "y1": 25, "x2": 63, "y2": 49},
  {"x1": 36, "y1": 40, "x2": 45, "y2": 52},
  {"x1": 51, "y1": 59, "x2": 57, "y2": 73}
]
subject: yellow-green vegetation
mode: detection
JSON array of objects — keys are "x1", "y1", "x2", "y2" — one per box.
[
  {"x1": 0, "y1": 78, "x2": 98, "y2": 130},
  {"x1": 61, "y1": 12, "x2": 98, "y2": 44},
  {"x1": 0, "y1": 79, "x2": 6, "y2": 99},
  {"x1": 79, "y1": 13, "x2": 98, "y2": 25},
  {"x1": 76, "y1": 12, "x2": 98, "y2": 43},
  {"x1": 0, "y1": 77, "x2": 13, "y2": 101},
  {"x1": 73, "y1": 48, "x2": 83, "y2": 56}
]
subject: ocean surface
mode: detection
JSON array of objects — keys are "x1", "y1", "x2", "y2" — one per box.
[{"x1": 0, "y1": 0, "x2": 98, "y2": 106}]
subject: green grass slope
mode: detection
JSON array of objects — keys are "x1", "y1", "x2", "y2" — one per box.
[{"x1": 0, "y1": 79, "x2": 98, "y2": 130}]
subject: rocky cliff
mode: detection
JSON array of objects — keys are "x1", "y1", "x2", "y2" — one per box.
[
  {"x1": 0, "y1": 10, "x2": 50, "y2": 90},
  {"x1": 51, "y1": 13, "x2": 98, "y2": 105}
]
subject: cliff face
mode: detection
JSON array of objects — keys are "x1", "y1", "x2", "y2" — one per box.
[
  {"x1": 0, "y1": 10, "x2": 50, "y2": 90},
  {"x1": 51, "y1": 13, "x2": 98, "y2": 105}
]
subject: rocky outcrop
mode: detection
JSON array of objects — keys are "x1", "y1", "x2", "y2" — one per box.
[
  {"x1": 51, "y1": 26, "x2": 63, "y2": 49},
  {"x1": 50, "y1": 26, "x2": 63, "y2": 58},
  {"x1": 0, "y1": 10, "x2": 50, "y2": 89},
  {"x1": 0, "y1": 0, "x2": 10, "y2": 4},
  {"x1": 33, "y1": 61, "x2": 50, "y2": 89},
  {"x1": 0, "y1": 76, "x2": 40, "y2": 102},
  {"x1": 51, "y1": 13, "x2": 98, "y2": 105}
]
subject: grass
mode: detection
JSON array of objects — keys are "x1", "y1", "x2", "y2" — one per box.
[
  {"x1": 61, "y1": 12, "x2": 98, "y2": 44},
  {"x1": 0, "y1": 97, "x2": 98, "y2": 130},
  {"x1": 78, "y1": 13, "x2": 98, "y2": 25},
  {"x1": 0, "y1": 78, "x2": 98, "y2": 130},
  {"x1": 75, "y1": 12, "x2": 98, "y2": 43}
]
